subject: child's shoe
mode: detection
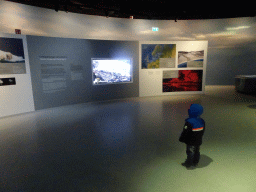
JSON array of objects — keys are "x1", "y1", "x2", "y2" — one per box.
[{"x1": 182, "y1": 162, "x2": 198, "y2": 168}]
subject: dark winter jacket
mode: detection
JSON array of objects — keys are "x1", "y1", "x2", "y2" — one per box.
[{"x1": 179, "y1": 104, "x2": 205, "y2": 146}]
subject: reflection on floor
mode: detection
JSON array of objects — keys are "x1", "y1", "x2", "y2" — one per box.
[{"x1": 0, "y1": 86, "x2": 256, "y2": 192}]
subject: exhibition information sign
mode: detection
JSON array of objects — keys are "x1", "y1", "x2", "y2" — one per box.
[{"x1": 39, "y1": 56, "x2": 68, "y2": 93}]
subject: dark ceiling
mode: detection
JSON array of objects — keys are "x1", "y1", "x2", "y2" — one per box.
[{"x1": 6, "y1": 0, "x2": 256, "y2": 20}]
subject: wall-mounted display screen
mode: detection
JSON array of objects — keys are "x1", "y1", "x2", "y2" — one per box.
[{"x1": 92, "y1": 58, "x2": 132, "y2": 85}]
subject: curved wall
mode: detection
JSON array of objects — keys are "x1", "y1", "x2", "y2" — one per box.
[{"x1": 0, "y1": 1, "x2": 256, "y2": 85}]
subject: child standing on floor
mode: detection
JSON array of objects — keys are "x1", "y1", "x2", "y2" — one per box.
[{"x1": 179, "y1": 104, "x2": 205, "y2": 168}]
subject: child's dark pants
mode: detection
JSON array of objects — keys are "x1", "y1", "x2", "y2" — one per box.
[{"x1": 186, "y1": 145, "x2": 200, "y2": 165}]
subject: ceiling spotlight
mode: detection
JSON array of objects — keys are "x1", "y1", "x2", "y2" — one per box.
[
  {"x1": 105, "y1": 10, "x2": 109, "y2": 18},
  {"x1": 105, "y1": 10, "x2": 115, "y2": 18},
  {"x1": 64, "y1": 4, "x2": 68, "y2": 13},
  {"x1": 55, "y1": 4, "x2": 59, "y2": 12}
]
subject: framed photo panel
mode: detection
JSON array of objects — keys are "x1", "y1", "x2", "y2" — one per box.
[{"x1": 141, "y1": 44, "x2": 176, "y2": 69}]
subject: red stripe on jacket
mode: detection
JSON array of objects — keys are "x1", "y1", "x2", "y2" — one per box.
[{"x1": 192, "y1": 127, "x2": 204, "y2": 131}]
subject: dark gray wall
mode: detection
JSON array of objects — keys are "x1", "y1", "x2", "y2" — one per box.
[
  {"x1": 206, "y1": 42, "x2": 256, "y2": 85},
  {"x1": 27, "y1": 35, "x2": 139, "y2": 110}
]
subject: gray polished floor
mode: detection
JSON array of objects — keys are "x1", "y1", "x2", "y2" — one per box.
[{"x1": 0, "y1": 86, "x2": 256, "y2": 192}]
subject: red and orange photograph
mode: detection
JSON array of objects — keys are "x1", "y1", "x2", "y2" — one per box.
[{"x1": 163, "y1": 70, "x2": 203, "y2": 92}]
